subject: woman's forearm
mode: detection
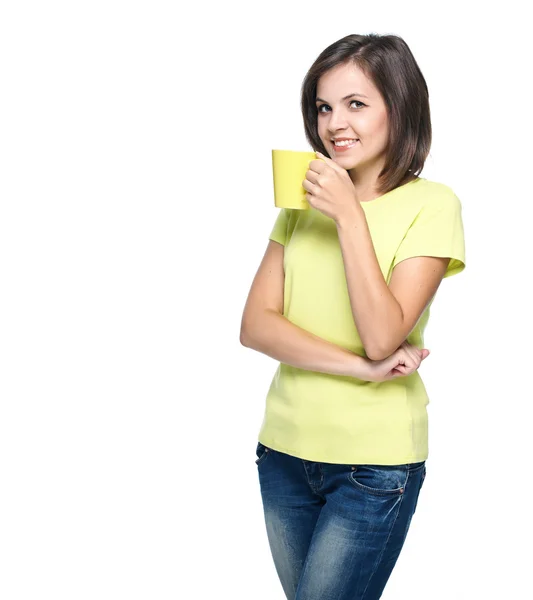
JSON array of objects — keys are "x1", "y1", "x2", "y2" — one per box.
[
  {"x1": 336, "y1": 207, "x2": 404, "y2": 360},
  {"x1": 240, "y1": 309, "x2": 371, "y2": 379}
]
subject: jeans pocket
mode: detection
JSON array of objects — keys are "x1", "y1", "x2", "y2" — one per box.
[
  {"x1": 255, "y1": 442, "x2": 271, "y2": 466},
  {"x1": 347, "y1": 464, "x2": 408, "y2": 497}
]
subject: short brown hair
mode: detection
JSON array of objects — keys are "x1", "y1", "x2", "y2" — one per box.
[{"x1": 301, "y1": 34, "x2": 432, "y2": 195}]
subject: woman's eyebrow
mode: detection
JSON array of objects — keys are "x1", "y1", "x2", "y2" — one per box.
[{"x1": 315, "y1": 93, "x2": 369, "y2": 103}]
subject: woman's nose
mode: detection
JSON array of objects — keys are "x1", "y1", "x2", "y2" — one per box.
[{"x1": 328, "y1": 109, "x2": 348, "y2": 131}]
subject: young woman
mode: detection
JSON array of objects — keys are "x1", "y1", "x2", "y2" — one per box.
[{"x1": 240, "y1": 33, "x2": 465, "y2": 600}]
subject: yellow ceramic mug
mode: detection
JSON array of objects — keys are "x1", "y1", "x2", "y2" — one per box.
[{"x1": 272, "y1": 149, "x2": 317, "y2": 210}]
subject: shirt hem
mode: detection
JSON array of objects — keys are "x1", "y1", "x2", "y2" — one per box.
[{"x1": 258, "y1": 436, "x2": 428, "y2": 465}]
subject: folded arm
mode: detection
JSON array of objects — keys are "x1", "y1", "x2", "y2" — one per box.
[
  {"x1": 239, "y1": 240, "x2": 371, "y2": 379},
  {"x1": 336, "y1": 208, "x2": 450, "y2": 361},
  {"x1": 239, "y1": 239, "x2": 430, "y2": 381}
]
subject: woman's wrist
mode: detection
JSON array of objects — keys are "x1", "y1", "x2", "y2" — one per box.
[{"x1": 349, "y1": 353, "x2": 375, "y2": 382}]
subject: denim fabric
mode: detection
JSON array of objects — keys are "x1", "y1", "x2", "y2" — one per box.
[{"x1": 255, "y1": 442, "x2": 426, "y2": 600}]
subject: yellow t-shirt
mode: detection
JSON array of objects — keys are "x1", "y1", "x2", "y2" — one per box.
[{"x1": 258, "y1": 177, "x2": 466, "y2": 465}]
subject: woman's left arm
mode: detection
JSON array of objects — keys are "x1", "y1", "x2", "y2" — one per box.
[
  {"x1": 335, "y1": 209, "x2": 449, "y2": 361},
  {"x1": 303, "y1": 152, "x2": 450, "y2": 361}
]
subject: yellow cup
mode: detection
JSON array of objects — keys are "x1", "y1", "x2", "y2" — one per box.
[{"x1": 272, "y1": 149, "x2": 317, "y2": 210}]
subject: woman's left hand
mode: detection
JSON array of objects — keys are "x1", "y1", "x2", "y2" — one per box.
[{"x1": 302, "y1": 152, "x2": 360, "y2": 224}]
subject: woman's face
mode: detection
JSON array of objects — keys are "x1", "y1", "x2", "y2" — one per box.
[{"x1": 316, "y1": 62, "x2": 390, "y2": 177}]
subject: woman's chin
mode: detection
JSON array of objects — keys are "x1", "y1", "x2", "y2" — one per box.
[{"x1": 334, "y1": 155, "x2": 359, "y2": 169}]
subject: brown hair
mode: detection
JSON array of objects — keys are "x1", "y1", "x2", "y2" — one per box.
[{"x1": 301, "y1": 34, "x2": 431, "y2": 195}]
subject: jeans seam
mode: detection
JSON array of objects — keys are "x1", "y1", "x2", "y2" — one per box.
[
  {"x1": 360, "y1": 492, "x2": 404, "y2": 600},
  {"x1": 302, "y1": 461, "x2": 325, "y2": 495}
]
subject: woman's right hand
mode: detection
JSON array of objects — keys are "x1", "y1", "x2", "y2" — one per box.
[{"x1": 363, "y1": 342, "x2": 430, "y2": 383}]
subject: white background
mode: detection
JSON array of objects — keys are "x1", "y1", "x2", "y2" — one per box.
[{"x1": 1, "y1": 1, "x2": 531, "y2": 598}]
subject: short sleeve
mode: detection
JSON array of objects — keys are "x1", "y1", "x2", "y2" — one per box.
[
  {"x1": 392, "y1": 191, "x2": 466, "y2": 278},
  {"x1": 269, "y1": 208, "x2": 290, "y2": 246}
]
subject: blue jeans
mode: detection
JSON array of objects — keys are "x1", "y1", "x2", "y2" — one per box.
[{"x1": 255, "y1": 442, "x2": 426, "y2": 600}]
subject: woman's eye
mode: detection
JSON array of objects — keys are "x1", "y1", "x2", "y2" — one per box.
[{"x1": 317, "y1": 100, "x2": 364, "y2": 113}]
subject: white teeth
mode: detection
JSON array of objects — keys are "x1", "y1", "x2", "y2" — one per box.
[{"x1": 334, "y1": 139, "x2": 358, "y2": 147}]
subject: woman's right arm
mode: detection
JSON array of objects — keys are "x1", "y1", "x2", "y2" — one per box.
[{"x1": 239, "y1": 240, "x2": 375, "y2": 379}]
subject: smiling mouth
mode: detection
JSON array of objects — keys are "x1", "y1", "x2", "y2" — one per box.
[{"x1": 332, "y1": 139, "x2": 359, "y2": 151}]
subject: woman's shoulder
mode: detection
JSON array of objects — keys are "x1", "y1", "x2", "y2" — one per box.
[
  {"x1": 412, "y1": 177, "x2": 456, "y2": 197},
  {"x1": 408, "y1": 178, "x2": 462, "y2": 214}
]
